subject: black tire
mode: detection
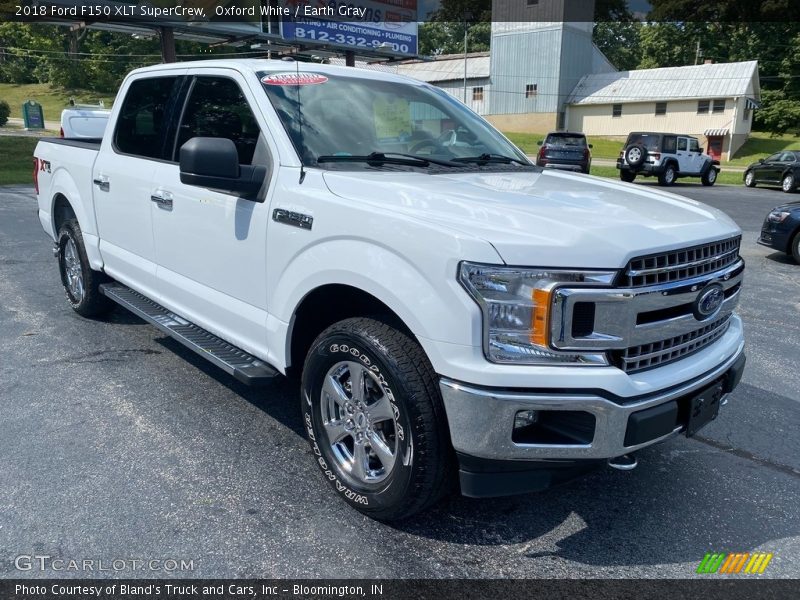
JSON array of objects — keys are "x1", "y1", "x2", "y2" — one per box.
[
  {"x1": 619, "y1": 170, "x2": 636, "y2": 183},
  {"x1": 791, "y1": 231, "x2": 800, "y2": 264},
  {"x1": 744, "y1": 170, "x2": 756, "y2": 187},
  {"x1": 658, "y1": 163, "x2": 677, "y2": 186},
  {"x1": 782, "y1": 172, "x2": 796, "y2": 193},
  {"x1": 57, "y1": 219, "x2": 113, "y2": 317},
  {"x1": 701, "y1": 167, "x2": 718, "y2": 186},
  {"x1": 301, "y1": 317, "x2": 454, "y2": 521},
  {"x1": 625, "y1": 144, "x2": 647, "y2": 168}
]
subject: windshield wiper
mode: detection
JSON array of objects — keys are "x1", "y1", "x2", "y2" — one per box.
[
  {"x1": 317, "y1": 152, "x2": 464, "y2": 168},
  {"x1": 452, "y1": 153, "x2": 531, "y2": 166}
]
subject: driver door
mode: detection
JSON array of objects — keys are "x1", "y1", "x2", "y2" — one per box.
[
  {"x1": 150, "y1": 71, "x2": 275, "y2": 358},
  {"x1": 676, "y1": 137, "x2": 692, "y2": 172}
]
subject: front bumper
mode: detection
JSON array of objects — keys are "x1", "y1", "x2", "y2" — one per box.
[
  {"x1": 758, "y1": 226, "x2": 792, "y2": 253},
  {"x1": 440, "y1": 342, "x2": 745, "y2": 464}
]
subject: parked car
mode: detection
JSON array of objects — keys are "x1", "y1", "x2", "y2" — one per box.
[
  {"x1": 60, "y1": 105, "x2": 110, "y2": 139},
  {"x1": 744, "y1": 151, "x2": 800, "y2": 193},
  {"x1": 617, "y1": 132, "x2": 719, "y2": 186},
  {"x1": 535, "y1": 131, "x2": 592, "y2": 173},
  {"x1": 33, "y1": 60, "x2": 746, "y2": 520},
  {"x1": 758, "y1": 201, "x2": 800, "y2": 262}
]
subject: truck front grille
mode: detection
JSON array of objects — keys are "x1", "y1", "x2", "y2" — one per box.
[
  {"x1": 624, "y1": 236, "x2": 741, "y2": 287},
  {"x1": 614, "y1": 314, "x2": 732, "y2": 374}
]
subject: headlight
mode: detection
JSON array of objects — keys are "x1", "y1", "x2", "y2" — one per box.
[
  {"x1": 767, "y1": 211, "x2": 790, "y2": 223},
  {"x1": 459, "y1": 262, "x2": 617, "y2": 365}
]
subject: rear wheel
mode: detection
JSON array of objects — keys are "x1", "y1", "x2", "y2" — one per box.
[
  {"x1": 701, "y1": 167, "x2": 718, "y2": 186},
  {"x1": 301, "y1": 317, "x2": 453, "y2": 520},
  {"x1": 57, "y1": 219, "x2": 113, "y2": 317},
  {"x1": 782, "y1": 172, "x2": 796, "y2": 193},
  {"x1": 658, "y1": 163, "x2": 677, "y2": 186},
  {"x1": 744, "y1": 170, "x2": 756, "y2": 187},
  {"x1": 619, "y1": 170, "x2": 636, "y2": 183}
]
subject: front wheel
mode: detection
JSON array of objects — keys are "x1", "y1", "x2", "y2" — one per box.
[
  {"x1": 301, "y1": 317, "x2": 453, "y2": 520},
  {"x1": 744, "y1": 170, "x2": 756, "y2": 187},
  {"x1": 57, "y1": 219, "x2": 113, "y2": 317},
  {"x1": 701, "y1": 167, "x2": 718, "y2": 186},
  {"x1": 658, "y1": 164, "x2": 677, "y2": 186},
  {"x1": 782, "y1": 173, "x2": 796, "y2": 193},
  {"x1": 791, "y1": 231, "x2": 800, "y2": 264}
]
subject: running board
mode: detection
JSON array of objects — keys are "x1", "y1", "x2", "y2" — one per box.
[{"x1": 100, "y1": 283, "x2": 279, "y2": 386}]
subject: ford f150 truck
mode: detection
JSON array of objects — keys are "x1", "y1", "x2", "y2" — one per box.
[{"x1": 34, "y1": 60, "x2": 746, "y2": 521}]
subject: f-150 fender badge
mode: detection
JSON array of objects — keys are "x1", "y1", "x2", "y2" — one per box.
[
  {"x1": 261, "y1": 73, "x2": 328, "y2": 86},
  {"x1": 272, "y1": 208, "x2": 313, "y2": 230}
]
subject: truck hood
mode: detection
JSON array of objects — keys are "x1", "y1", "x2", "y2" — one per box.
[{"x1": 322, "y1": 169, "x2": 741, "y2": 268}]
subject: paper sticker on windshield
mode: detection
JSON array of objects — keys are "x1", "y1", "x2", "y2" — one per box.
[{"x1": 261, "y1": 73, "x2": 328, "y2": 86}]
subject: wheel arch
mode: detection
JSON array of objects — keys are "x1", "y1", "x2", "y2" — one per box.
[{"x1": 287, "y1": 283, "x2": 415, "y2": 376}]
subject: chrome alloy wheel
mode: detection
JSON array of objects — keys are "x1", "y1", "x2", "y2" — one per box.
[
  {"x1": 321, "y1": 361, "x2": 398, "y2": 486},
  {"x1": 745, "y1": 171, "x2": 754, "y2": 186},
  {"x1": 63, "y1": 238, "x2": 84, "y2": 302},
  {"x1": 783, "y1": 174, "x2": 794, "y2": 192}
]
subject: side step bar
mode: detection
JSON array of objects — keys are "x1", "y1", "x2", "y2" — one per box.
[{"x1": 100, "y1": 283, "x2": 279, "y2": 386}]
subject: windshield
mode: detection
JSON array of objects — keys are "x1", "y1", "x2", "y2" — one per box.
[{"x1": 258, "y1": 70, "x2": 529, "y2": 168}]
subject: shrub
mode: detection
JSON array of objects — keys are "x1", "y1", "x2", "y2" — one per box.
[{"x1": 0, "y1": 100, "x2": 10, "y2": 127}]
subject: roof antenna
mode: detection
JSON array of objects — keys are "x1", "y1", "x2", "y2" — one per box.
[{"x1": 295, "y1": 57, "x2": 307, "y2": 184}]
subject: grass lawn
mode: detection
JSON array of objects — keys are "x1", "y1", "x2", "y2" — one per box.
[
  {"x1": 0, "y1": 136, "x2": 38, "y2": 185},
  {"x1": 589, "y1": 164, "x2": 743, "y2": 186},
  {"x1": 726, "y1": 132, "x2": 800, "y2": 166},
  {"x1": 0, "y1": 83, "x2": 114, "y2": 124}
]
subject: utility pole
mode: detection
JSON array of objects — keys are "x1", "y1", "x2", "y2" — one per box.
[
  {"x1": 694, "y1": 39, "x2": 702, "y2": 65},
  {"x1": 159, "y1": 27, "x2": 176, "y2": 63},
  {"x1": 463, "y1": 11, "x2": 472, "y2": 103},
  {"x1": 345, "y1": 50, "x2": 355, "y2": 67}
]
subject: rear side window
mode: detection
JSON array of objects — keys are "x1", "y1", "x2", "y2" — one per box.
[
  {"x1": 662, "y1": 136, "x2": 677, "y2": 153},
  {"x1": 114, "y1": 77, "x2": 179, "y2": 159},
  {"x1": 174, "y1": 77, "x2": 261, "y2": 165}
]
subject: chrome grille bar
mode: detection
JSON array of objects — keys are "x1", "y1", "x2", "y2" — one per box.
[
  {"x1": 616, "y1": 314, "x2": 732, "y2": 373},
  {"x1": 625, "y1": 236, "x2": 741, "y2": 287}
]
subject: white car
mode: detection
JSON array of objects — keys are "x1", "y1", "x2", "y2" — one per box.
[
  {"x1": 33, "y1": 60, "x2": 746, "y2": 520},
  {"x1": 59, "y1": 105, "x2": 110, "y2": 139}
]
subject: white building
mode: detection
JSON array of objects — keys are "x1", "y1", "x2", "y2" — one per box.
[{"x1": 566, "y1": 61, "x2": 761, "y2": 160}]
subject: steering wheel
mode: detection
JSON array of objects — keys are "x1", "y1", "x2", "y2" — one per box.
[{"x1": 409, "y1": 138, "x2": 446, "y2": 154}]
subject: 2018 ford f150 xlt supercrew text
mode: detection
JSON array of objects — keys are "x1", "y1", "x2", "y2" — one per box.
[{"x1": 34, "y1": 60, "x2": 746, "y2": 520}]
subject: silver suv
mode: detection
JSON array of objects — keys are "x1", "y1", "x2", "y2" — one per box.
[{"x1": 617, "y1": 132, "x2": 719, "y2": 186}]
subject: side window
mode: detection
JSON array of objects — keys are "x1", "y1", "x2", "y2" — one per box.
[
  {"x1": 115, "y1": 77, "x2": 179, "y2": 160},
  {"x1": 662, "y1": 136, "x2": 677, "y2": 153},
  {"x1": 677, "y1": 138, "x2": 688, "y2": 152},
  {"x1": 175, "y1": 77, "x2": 261, "y2": 165},
  {"x1": 765, "y1": 153, "x2": 782, "y2": 163},
  {"x1": 688, "y1": 138, "x2": 700, "y2": 153},
  {"x1": 781, "y1": 152, "x2": 796, "y2": 162}
]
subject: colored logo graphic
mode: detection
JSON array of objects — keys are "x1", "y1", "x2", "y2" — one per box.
[{"x1": 696, "y1": 552, "x2": 773, "y2": 574}]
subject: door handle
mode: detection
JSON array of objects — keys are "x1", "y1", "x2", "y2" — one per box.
[
  {"x1": 150, "y1": 191, "x2": 173, "y2": 210},
  {"x1": 93, "y1": 176, "x2": 110, "y2": 191}
]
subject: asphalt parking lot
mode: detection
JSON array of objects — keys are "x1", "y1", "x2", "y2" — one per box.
[{"x1": 1, "y1": 181, "x2": 798, "y2": 579}]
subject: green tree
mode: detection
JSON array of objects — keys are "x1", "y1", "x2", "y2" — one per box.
[{"x1": 593, "y1": 21, "x2": 642, "y2": 71}]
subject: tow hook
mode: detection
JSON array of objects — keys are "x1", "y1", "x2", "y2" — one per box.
[{"x1": 608, "y1": 454, "x2": 638, "y2": 471}]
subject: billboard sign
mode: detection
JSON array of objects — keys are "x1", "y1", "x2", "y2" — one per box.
[{"x1": 281, "y1": 0, "x2": 418, "y2": 56}]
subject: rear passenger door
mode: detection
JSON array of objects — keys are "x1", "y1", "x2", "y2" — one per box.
[
  {"x1": 150, "y1": 70, "x2": 275, "y2": 359},
  {"x1": 93, "y1": 73, "x2": 185, "y2": 299}
]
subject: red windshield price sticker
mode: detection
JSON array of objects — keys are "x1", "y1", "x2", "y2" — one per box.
[{"x1": 261, "y1": 73, "x2": 329, "y2": 86}]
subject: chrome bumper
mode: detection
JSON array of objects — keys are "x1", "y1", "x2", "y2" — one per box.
[{"x1": 440, "y1": 341, "x2": 745, "y2": 462}]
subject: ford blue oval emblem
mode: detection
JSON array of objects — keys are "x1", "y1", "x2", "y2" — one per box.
[{"x1": 693, "y1": 283, "x2": 725, "y2": 320}]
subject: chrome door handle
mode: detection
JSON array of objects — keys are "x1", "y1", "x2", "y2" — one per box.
[
  {"x1": 93, "y1": 176, "x2": 110, "y2": 191},
  {"x1": 150, "y1": 192, "x2": 173, "y2": 210}
]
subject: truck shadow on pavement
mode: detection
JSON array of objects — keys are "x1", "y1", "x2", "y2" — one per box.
[{"x1": 152, "y1": 327, "x2": 798, "y2": 571}]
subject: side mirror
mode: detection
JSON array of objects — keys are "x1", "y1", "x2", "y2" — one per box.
[
  {"x1": 758, "y1": 158, "x2": 764, "y2": 163},
  {"x1": 536, "y1": 140, "x2": 543, "y2": 146},
  {"x1": 179, "y1": 137, "x2": 265, "y2": 199},
  {"x1": 698, "y1": 147, "x2": 704, "y2": 154},
  {"x1": 588, "y1": 143, "x2": 594, "y2": 149}
]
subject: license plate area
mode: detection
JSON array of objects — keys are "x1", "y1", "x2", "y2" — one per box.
[{"x1": 685, "y1": 381, "x2": 724, "y2": 437}]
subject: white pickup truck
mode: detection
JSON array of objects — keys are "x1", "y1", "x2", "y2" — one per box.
[{"x1": 34, "y1": 60, "x2": 746, "y2": 520}]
